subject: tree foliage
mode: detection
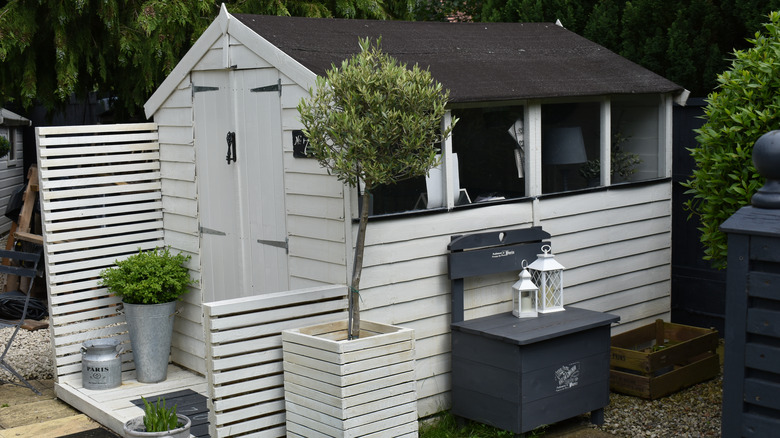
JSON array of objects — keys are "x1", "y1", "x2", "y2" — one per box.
[
  {"x1": 298, "y1": 38, "x2": 452, "y2": 337},
  {"x1": 0, "y1": 0, "x2": 414, "y2": 120},
  {"x1": 682, "y1": 11, "x2": 780, "y2": 269}
]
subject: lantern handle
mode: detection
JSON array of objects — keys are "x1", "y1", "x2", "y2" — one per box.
[
  {"x1": 521, "y1": 259, "x2": 528, "y2": 269},
  {"x1": 541, "y1": 244, "x2": 552, "y2": 254}
]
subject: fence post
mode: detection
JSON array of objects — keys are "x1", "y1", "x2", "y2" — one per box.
[{"x1": 720, "y1": 130, "x2": 780, "y2": 437}]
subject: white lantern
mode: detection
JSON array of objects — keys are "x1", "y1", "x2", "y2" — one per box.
[
  {"x1": 512, "y1": 266, "x2": 538, "y2": 318},
  {"x1": 528, "y1": 244, "x2": 565, "y2": 313}
]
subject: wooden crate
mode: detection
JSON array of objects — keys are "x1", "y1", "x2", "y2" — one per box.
[{"x1": 610, "y1": 319, "x2": 719, "y2": 399}]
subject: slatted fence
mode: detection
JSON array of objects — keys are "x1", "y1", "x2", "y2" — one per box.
[
  {"x1": 36, "y1": 123, "x2": 164, "y2": 379},
  {"x1": 203, "y1": 284, "x2": 348, "y2": 437}
]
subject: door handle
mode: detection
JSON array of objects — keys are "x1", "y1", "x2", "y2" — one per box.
[{"x1": 226, "y1": 131, "x2": 236, "y2": 164}]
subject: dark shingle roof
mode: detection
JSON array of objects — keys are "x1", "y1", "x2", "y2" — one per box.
[{"x1": 233, "y1": 15, "x2": 683, "y2": 103}]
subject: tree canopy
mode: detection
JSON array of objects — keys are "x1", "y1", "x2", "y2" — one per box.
[
  {"x1": 3, "y1": 0, "x2": 780, "y2": 120},
  {"x1": 0, "y1": 0, "x2": 414, "y2": 120}
]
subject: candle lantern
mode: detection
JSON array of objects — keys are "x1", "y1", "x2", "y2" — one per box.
[
  {"x1": 512, "y1": 264, "x2": 538, "y2": 318},
  {"x1": 528, "y1": 244, "x2": 565, "y2": 313}
]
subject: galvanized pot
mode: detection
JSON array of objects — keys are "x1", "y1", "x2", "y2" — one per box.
[
  {"x1": 81, "y1": 338, "x2": 123, "y2": 390},
  {"x1": 123, "y1": 301, "x2": 176, "y2": 383},
  {"x1": 123, "y1": 414, "x2": 191, "y2": 438}
]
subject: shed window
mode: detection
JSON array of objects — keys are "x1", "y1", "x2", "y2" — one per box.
[
  {"x1": 451, "y1": 106, "x2": 526, "y2": 203},
  {"x1": 365, "y1": 95, "x2": 668, "y2": 217},
  {"x1": 611, "y1": 95, "x2": 662, "y2": 182},
  {"x1": 542, "y1": 102, "x2": 600, "y2": 194},
  {"x1": 7, "y1": 128, "x2": 17, "y2": 162}
]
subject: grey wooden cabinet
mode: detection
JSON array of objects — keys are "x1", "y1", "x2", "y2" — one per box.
[
  {"x1": 451, "y1": 308, "x2": 618, "y2": 435},
  {"x1": 448, "y1": 227, "x2": 619, "y2": 435}
]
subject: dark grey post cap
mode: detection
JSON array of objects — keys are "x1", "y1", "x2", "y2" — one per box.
[{"x1": 751, "y1": 130, "x2": 780, "y2": 209}]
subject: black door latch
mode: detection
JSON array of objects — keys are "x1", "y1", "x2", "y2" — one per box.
[{"x1": 226, "y1": 131, "x2": 236, "y2": 164}]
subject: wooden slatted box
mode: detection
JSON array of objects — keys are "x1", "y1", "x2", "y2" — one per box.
[
  {"x1": 282, "y1": 320, "x2": 418, "y2": 438},
  {"x1": 609, "y1": 319, "x2": 719, "y2": 399}
]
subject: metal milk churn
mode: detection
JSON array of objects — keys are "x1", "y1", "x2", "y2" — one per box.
[{"x1": 81, "y1": 338, "x2": 123, "y2": 390}]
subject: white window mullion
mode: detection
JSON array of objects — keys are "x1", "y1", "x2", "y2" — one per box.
[
  {"x1": 661, "y1": 94, "x2": 673, "y2": 178},
  {"x1": 443, "y1": 111, "x2": 456, "y2": 210},
  {"x1": 601, "y1": 98, "x2": 611, "y2": 186},
  {"x1": 526, "y1": 102, "x2": 542, "y2": 197}
]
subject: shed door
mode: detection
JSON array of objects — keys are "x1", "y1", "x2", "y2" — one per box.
[{"x1": 193, "y1": 69, "x2": 289, "y2": 302}]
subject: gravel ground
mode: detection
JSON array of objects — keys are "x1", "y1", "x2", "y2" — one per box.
[
  {"x1": 1, "y1": 325, "x2": 724, "y2": 437},
  {"x1": 597, "y1": 371, "x2": 722, "y2": 437},
  {"x1": 0, "y1": 323, "x2": 55, "y2": 381}
]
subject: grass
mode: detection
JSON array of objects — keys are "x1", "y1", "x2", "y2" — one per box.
[{"x1": 419, "y1": 411, "x2": 547, "y2": 437}]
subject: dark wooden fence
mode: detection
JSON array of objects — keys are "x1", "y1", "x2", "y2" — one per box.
[{"x1": 671, "y1": 98, "x2": 726, "y2": 333}]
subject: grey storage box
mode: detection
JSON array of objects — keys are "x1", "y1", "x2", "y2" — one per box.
[
  {"x1": 451, "y1": 307, "x2": 618, "y2": 434},
  {"x1": 448, "y1": 226, "x2": 618, "y2": 435}
]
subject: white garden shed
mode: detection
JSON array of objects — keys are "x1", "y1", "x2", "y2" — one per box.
[{"x1": 38, "y1": 5, "x2": 688, "y2": 437}]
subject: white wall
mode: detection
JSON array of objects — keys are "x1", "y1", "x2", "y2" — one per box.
[{"x1": 353, "y1": 182, "x2": 671, "y2": 416}]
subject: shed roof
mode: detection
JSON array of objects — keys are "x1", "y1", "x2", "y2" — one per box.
[
  {"x1": 0, "y1": 108, "x2": 30, "y2": 127},
  {"x1": 232, "y1": 14, "x2": 684, "y2": 104}
]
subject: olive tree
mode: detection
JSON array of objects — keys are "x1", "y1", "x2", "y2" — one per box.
[
  {"x1": 298, "y1": 37, "x2": 453, "y2": 338},
  {"x1": 683, "y1": 11, "x2": 780, "y2": 269}
]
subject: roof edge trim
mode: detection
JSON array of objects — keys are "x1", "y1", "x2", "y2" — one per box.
[
  {"x1": 143, "y1": 4, "x2": 230, "y2": 118},
  {"x1": 227, "y1": 17, "x2": 317, "y2": 90}
]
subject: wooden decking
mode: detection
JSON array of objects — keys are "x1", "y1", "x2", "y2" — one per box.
[{"x1": 54, "y1": 364, "x2": 207, "y2": 437}]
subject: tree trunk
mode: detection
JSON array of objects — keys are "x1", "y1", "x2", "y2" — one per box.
[{"x1": 349, "y1": 188, "x2": 372, "y2": 339}]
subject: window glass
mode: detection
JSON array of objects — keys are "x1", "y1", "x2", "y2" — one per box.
[
  {"x1": 541, "y1": 102, "x2": 600, "y2": 193},
  {"x1": 611, "y1": 95, "x2": 661, "y2": 182},
  {"x1": 451, "y1": 106, "x2": 525, "y2": 203},
  {"x1": 8, "y1": 128, "x2": 16, "y2": 161},
  {"x1": 369, "y1": 174, "x2": 428, "y2": 215}
]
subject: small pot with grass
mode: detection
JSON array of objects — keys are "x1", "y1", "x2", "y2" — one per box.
[{"x1": 123, "y1": 397, "x2": 191, "y2": 438}]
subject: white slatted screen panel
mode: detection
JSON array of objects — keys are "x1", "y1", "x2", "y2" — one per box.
[
  {"x1": 36, "y1": 123, "x2": 163, "y2": 379},
  {"x1": 203, "y1": 284, "x2": 348, "y2": 438}
]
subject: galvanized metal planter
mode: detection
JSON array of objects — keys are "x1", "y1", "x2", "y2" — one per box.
[
  {"x1": 81, "y1": 338, "x2": 123, "y2": 390},
  {"x1": 123, "y1": 413, "x2": 191, "y2": 438},
  {"x1": 124, "y1": 301, "x2": 177, "y2": 383},
  {"x1": 282, "y1": 320, "x2": 418, "y2": 437}
]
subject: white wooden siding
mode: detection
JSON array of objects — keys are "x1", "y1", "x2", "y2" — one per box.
[
  {"x1": 349, "y1": 182, "x2": 672, "y2": 416},
  {"x1": 36, "y1": 123, "x2": 167, "y2": 380},
  {"x1": 203, "y1": 284, "x2": 348, "y2": 438},
  {"x1": 153, "y1": 74, "x2": 207, "y2": 375},
  {"x1": 282, "y1": 78, "x2": 350, "y2": 291}
]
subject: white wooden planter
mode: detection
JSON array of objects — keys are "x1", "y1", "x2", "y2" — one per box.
[{"x1": 282, "y1": 320, "x2": 418, "y2": 437}]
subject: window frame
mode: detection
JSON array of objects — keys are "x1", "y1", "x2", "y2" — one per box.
[{"x1": 361, "y1": 94, "x2": 672, "y2": 219}]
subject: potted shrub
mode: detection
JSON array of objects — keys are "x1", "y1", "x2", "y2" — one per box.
[
  {"x1": 100, "y1": 247, "x2": 194, "y2": 383},
  {"x1": 282, "y1": 37, "x2": 453, "y2": 436},
  {"x1": 123, "y1": 397, "x2": 191, "y2": 438}
]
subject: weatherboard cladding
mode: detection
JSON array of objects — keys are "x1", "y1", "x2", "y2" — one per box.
[{"x1": 232, "y1": 14, "x2": 683, "y2": 103}]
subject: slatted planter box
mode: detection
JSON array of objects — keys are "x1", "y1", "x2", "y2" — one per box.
[
  {"x1": 282, "y1": 320, "x2": 418, "y2": 438},
  {"x1": 609, "y1": 319, "x2": 719, "y2": 399}
]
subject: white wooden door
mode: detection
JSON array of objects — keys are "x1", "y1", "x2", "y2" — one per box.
[{"x1": 194, "y1": 69, "x2": 289, "y2": 302}]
